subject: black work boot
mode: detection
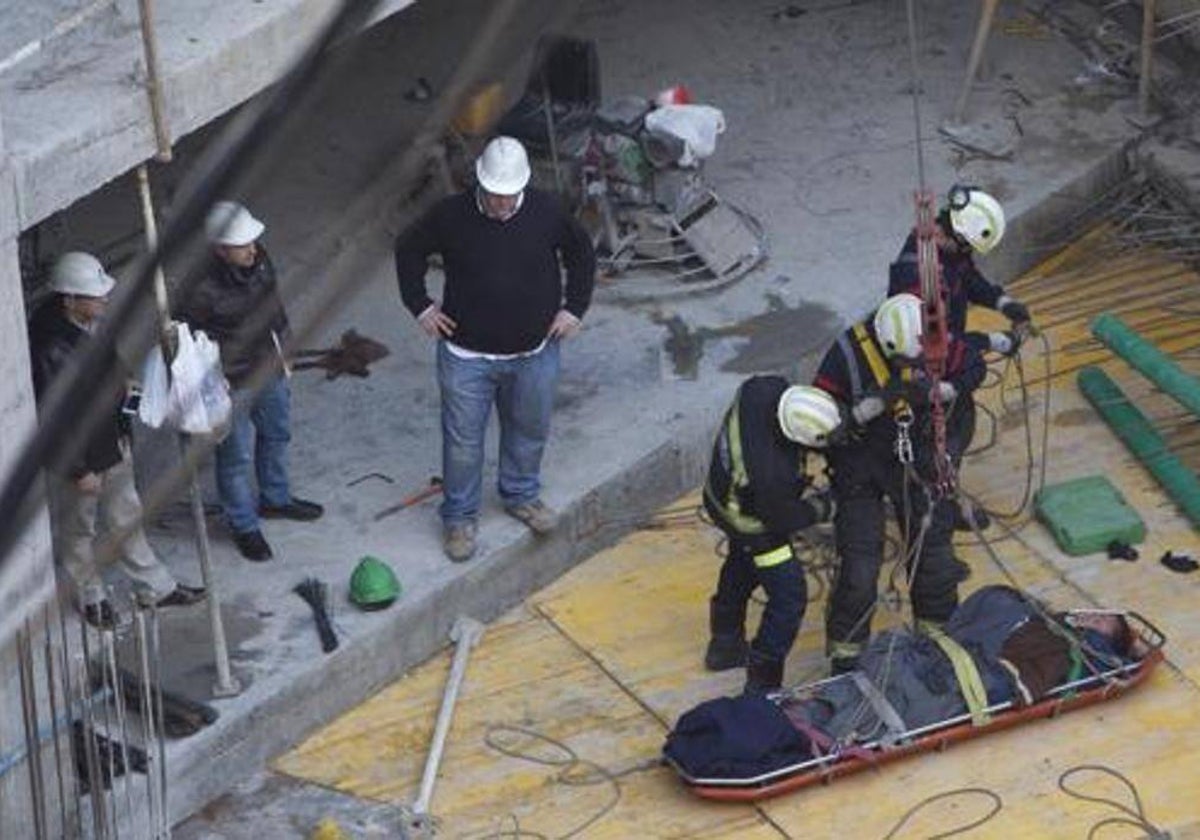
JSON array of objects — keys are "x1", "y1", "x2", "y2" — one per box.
[
  {"x1": 743, "y1": 649, "x2": 784, "y2": 695},
  {"x1": 703, "y1": 599, "x2": 748, "y2": 671}
]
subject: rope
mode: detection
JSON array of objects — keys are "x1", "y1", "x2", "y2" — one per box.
[
  {"x1": 464, "y1": 724, "x2": 660, "y2": 840},
  {"x1": 881, "y1": 787, "x2": 1003, "y2": 839},
  {"x1": 1057, "y1": 764, "x2": 1168, "y2": 840},
  {"x1": 953, "y1": 328, "x2": 1053, "y2": 540},
  {"x1": 903, "y1": 0, "x2": 928, "y2": 192}
]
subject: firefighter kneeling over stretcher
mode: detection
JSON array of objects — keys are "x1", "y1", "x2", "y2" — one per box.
[
  {"x1": 814, "y1": 293, "x2": 1014, "y2": 676},
  {"x1": 702, "y1": 377, "x2": 844, "y2": 695}
]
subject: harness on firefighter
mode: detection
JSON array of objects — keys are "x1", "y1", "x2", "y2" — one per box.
[
  {"x1": 704, "y1": 392, "x2": 804, "y2": 569},
  {"x1": 842, "y1": 323, "x2": 916, "y2": 465}
]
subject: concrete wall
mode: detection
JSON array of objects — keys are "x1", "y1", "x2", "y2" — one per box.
[{"x1": 0, "y1": 111, "x2": 62, "y2": 840}]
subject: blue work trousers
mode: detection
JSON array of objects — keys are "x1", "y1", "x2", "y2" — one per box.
[
  {"x1": 215, "y1": 374, "x2": 292, "y2": 533},
  {"x1": 714, "y1": 539, "x2": 806, "y2": 664}
]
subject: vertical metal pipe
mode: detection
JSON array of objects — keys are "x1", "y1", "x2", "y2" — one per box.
[
  {"x1": 135, "y1": 0, "x2": 172, "y2": 161},
  {"x1": 57, "y1": 605, "x2": 85, "y2": 840},
  {"x1": 135, "y1": 165, "x2": 241, "y2": 699},
  {"x1": 104, "y1": 630, "x2": 137, "y2": 833},
  {"x1": 1140, "y1": 0, "x2": 1157, "y2": 116},
  {"x1": 41, "y1": 605, "x2": 70, "y2": 837},
  {"x1": 133, "y1": 605, "x2": 161, "y2": 837},
  {"x1": 78, "y1": 625, "x2": 108, "y2": 840},
  {"x1": 97, "y1": 628, "x2": 121, "y2": 838},
  {"x1": 149, "y1": 606, "x2": 171, "y2": 837},
  {"x1": 17, "y1": 622, "x2": 49, "y2": 840},
  {"x1": 952, "y1": 0, "x2": 1000, "y2": 124}
]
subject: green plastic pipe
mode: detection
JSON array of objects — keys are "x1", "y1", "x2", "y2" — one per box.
[
  {"x1": 1091, "y1": 312, "x2": 1200, "y2": 418},
  {"x1": 1077, "y1": 366, "x2": 1200, "y2": 528}
]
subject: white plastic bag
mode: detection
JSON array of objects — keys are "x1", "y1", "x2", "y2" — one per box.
[
  {"x1": 643, "y1": 104, "x2": 726, "y2": 167},
  {"x1": 191, "y1": 329, "x2": 232, "y2": 435},
  {"x1": 137, "y1": 322, "x2": 231, "y2": 435},
  {"x1": 138, "y1": 343, "x2": 171, "y2": 429}
]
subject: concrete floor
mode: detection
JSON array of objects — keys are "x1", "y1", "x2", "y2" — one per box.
[{"x1": 16, "y1": 0, "x2": 1200, "y2": 831}]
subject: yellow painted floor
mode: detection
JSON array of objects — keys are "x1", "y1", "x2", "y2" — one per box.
[{"x1": 276, "y1": 228, "x2": 1200, "y2": 839}]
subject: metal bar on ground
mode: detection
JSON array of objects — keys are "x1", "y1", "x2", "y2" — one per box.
[{"x1": 408, "y1": 616, "x2": 485, "y2": 833}]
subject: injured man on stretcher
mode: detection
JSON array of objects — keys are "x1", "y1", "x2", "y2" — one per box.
[{"x1": 665, "y1": 584, "x2": 1150, "y2": 782}]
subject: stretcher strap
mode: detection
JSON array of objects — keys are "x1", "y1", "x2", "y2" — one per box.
[
  {"x1": 927, "y1": 628, "x2": 991, "y2": 726},
  {"x1": 1062, "y1": 645, "x2": 1085, "y2": 699},
  {"x1": 850, "y1": 672, "x2": 909, "y2": 744}
]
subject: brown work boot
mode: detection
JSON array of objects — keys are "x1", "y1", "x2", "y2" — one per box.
[
  {"x1": 443, "y1": 521, "x2": 477, "y2": 563},
  {"x1": 504, "y1": 499, "x2": 558, "y2": 534}
]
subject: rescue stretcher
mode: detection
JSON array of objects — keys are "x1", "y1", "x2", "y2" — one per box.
[{"x1": 668, "y1": 609, "x2": 1166, "y2": 803}]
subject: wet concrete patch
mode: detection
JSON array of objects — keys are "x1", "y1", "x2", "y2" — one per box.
[
  {"x1": 116, "y1": 601, "x2": 268, "y2": 702},
  {"x1": 653, "y1": 295, "x2": 842, "y2": 379},
  {"x1": 177, "y1": 770, "x2": 405, "y2": 839}
]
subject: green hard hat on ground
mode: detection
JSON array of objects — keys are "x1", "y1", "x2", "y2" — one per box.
[{"x1": 349, "y1": 555, "x2": 401, "y2": 610}]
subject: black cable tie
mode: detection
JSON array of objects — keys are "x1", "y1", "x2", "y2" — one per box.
[
  {"x1": 1106, "y1": 540, "x2": 1139, "y2": 562},
  {"x1": 1160, "y1": 551, "x2": 1198, "y2": 574}
]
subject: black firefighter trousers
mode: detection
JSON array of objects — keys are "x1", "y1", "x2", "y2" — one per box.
[{"x1": 825, "y1": 434, "x2": 963, "y2": 659}]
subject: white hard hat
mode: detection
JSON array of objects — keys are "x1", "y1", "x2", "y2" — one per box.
[
  {"x1": 947, "y1": 186, "x2": 1005, "y2": 254},
  {"x1": 475, "y1": 136, "x2": 531, "y2": 195},
  {"x1": 205, "y1": 201, "x2": 265, "y2": 246},
  {"x1": 874, "y1": 293, "x2": 925, "y2": 359},
  {"x1": 777, "y1": 385, "x2": 842, "y2": 448},
  {"x1": 49, "y1": 252, "x2": 116, "y2": 297}
]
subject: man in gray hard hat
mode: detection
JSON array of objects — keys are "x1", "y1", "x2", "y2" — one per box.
[
  {"x1": 395, "y1": 136, "x2": 596, "y2": 562},
  {"x1": 177, "y1": 201, "x2": 323, "y2": 562},
  {"x1": 28, "y1": 252, "x2": 206, "y2": 627}
]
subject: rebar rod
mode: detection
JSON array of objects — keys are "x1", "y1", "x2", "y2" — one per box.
[
  {"x1": 42, "y1": 605, "x2": 70, "y2": 837},
  {"x1": 17, "y1": 622, "x2": 49, "y2": 840}
]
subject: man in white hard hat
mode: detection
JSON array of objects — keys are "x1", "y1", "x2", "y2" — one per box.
[
  {"x1": 813, "y1": 294, "x2": 1013, "y2": 675},
  {"x1": 176, "y1": 201, "x2": 322, "y2": 562},
  {"x1": 28, "y1": 252, "x2": 206, "y2": 627},
  {"x1": 395, "y1": 136, "x2": 596, "y2": 562},
  {"x1": 888, "y1": 185, "x2": 1034, "y2": 532},
  {"x1": 701, "y1": 376, "x2": 842, "y2": 694}
]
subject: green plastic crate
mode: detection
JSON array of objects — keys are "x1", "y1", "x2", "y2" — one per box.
[{"x1": 1034, "y1": 475, "x2": 1146, "y2": 556}]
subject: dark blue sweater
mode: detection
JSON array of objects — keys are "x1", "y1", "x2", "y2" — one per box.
[{"x1": 395, "y1": 188, "x2": 596, "y2": 354}]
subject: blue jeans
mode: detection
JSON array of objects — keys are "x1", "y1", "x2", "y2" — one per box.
[
  {"x1": 215, "y1": 375, "x2": 292, "y2": 533},
  {"x1": 437, "y1": 340, "x2": 560, "y2": 525}
]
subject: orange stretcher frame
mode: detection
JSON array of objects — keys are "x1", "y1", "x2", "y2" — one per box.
[{"x1": 673, "y1": 610, "x2": 1166, "y2": 803}]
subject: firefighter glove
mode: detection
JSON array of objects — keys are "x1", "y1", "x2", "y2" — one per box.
[
  {"x1": 998, "y1": 296, "x2": 1031, "y2": 326},
  {"x1": 852, "y1": 395, "x2": 885, "y2": 425},
  {"x1": 988, "y1": 330, "x2": 1020, "y2": 357}
]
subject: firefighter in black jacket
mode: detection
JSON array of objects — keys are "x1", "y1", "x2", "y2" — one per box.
[
  {"x1": 702, "y1": 377, "x2": 844, "y2": 694},
  {"x1": 814, "y1": 293, "x2": 1012, "y2": 674},
  {"x1": 888, "y1": 185, "x2": 1032, "y2": 531}
]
